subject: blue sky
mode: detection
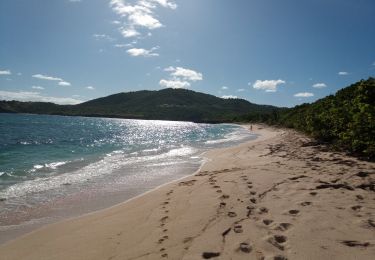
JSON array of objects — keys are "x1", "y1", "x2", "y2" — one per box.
[{"x1": 0, "y1": 0, "x2": 374, "y2": 107}]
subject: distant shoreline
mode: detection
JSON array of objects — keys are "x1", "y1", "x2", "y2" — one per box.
[{"x1": 0, "y1": 111, "x2": 235, "y2": 124}]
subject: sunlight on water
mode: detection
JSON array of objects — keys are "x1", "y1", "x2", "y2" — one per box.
[{"x1": 0, "y1": 114, "x2": 257, "y2": 226}]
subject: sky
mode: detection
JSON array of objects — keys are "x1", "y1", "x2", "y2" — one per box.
[{"x1": 0, "y1": 0, "x2": 374, "y2": 107}]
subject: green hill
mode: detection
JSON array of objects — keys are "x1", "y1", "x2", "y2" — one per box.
[
  {"x1": 2, "y1": 79, "x2": 373, "y2": 159},
  {"x1": 0, "y1": 88, "x2": 278, "y2": 123}
]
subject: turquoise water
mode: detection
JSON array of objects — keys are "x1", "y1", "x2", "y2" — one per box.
[{"x1": 0, "y1": 113, "x2": 256, "y2": 229}]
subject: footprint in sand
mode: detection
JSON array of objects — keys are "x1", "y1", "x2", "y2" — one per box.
[
  {"x1": 250, "y1": 198, "x2": 257, "y2": 204},
  {"x1": 341, "y1": 240, "x2": 370, "y2": 247},
  {"x1": 219, "y1": 202, "x2": 226, "y2": 208},
  {"x1": 268, "y1": 235, "x2": 288, "y2": 250},
  {"x1": 247, "y1": 205, "x2": 256, "y2": 217},
  {"x1": 310, "y1": 191, "x2": 318, "y2": 196},
  {"x1": 300, "y1": 201, "x2": 312, "y2": 206},
  {"x1": 274, "y1": 235, "x2": 287, "y2": 243},
  {"x1": 275, "y1": 223, "x2": 292, "y2": 231},
  {"x1": 202, "y1": 252, "x2": 220, "y2": 259},
  {"x1": 238, "y1": 242, "x2": 252, "y2": 253},
  {"x1": 250, "y1": 191, "x2": 257, "y2": 195},
  {"x1": 288, "y1": 209, "x2": 299, "y2": 216},
  {"x1": 220, "y1": 194, "x2": 230, "y2": 200},
  {"x1": 274, "y1": 255, "x2": 288, "y2": 260},
  {"x1": 234, "y1": 224, "x2": 243, "y2": 233},
  {"x1": 241, "y1": 176, "x2": 248, "y2": 181},
  {"x1": 158, "y1": 235, "x2": 169, "y2": 244},
  {"x1": 160, "y1": 216, "x2": 169, "y2": 223},
  {"x1": 351, "y1": 205, "x2": 362, "y2": 211},
  {"x1": 263, "y1": 219, "x2": 273, "y2": 225},
  {"x1": 356, "y1": 194, "x2": 364, "y2": 200},
  {"x1": 366, "y1": 219, "x2": 375, "y2": 228},
  {"x1": 258, "y1": 207, "x2": 268, "y2": 214},
  {"x1": 178, "y1": 180, "x2": 197, "y2": 186},
  {"x1": 228, "y1": 211, "x2": 237, "y2": 217}
]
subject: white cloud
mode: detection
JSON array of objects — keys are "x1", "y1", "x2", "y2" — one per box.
[
  {"x1": 114, "y1": 43, "x2": 132, "y2": 48},
  {"x1": 127, "y1": 47, "x2": 159, "y2": 57},
  {"x1": 109, "y1": 0, "x2": 177, "y2": 39},
  {"x1": 0, "y1": 90, "x2": 82, "y2": 105},
  {"x1": 159, "y1": 79, "x2": 190, "y2": 89},
  {"x1": 32, "y1": 74, "x2": 63, "y2": 81},
  {"x1": 253, "y1": 79, "x2": 285, "y2": 92},
  {"x1": 159, "y1": 66, "x2": 202, "y2": 89},
  {"x1": 0, "y1": 70, "x2": 11, "y2": 75},
  {"x1": 312, "y1": 83, "x2": 327, "y2": 88},
  {"x1": 129, "y1": 12, "x2": 162, "y2": 29},
  {"x1": 120, "y1": 27, "x2": 140, "y2": 38},
  {"x1": 111, "y1": 20, "x2": 121, "y2": 25},
  {"x1": 221, "y1": 95, "x2": 238, "y2": 99},
  {"x1": 338, "y1": 71, "x2": 348, "y2": 76},
  {"x1": 237, "y1": 88, "x2": 245, "y2": 92},
  {"x1": 58, "y1": 81, "x2": 71, "y2": 86},
  {"x1": 221, "y1": 86, "x2": 228, "y2": 90},
  {"x1": 86, "y1": 86, "x2": 95, "y2": 90},
  {"x1": 93, "y1": 34, "x2": 115, "y2": 41},
  {"x1": 294, "y1": 92, "x2": 314, "y2": 97},
  {"x1": 151, "y1": 0, "x2": 177, "y2": 9},
  {"x1": 31, "y1": 86, "x2": 45, "y2": 90},
  {"x1": 165, "y1": 66, "x2": 203, "y2": 81}
]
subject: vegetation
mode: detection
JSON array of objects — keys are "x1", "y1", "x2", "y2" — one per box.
[
  {"x1": 240, "y1": 78, "x2": 375, "y2": 160},
  {"x1": 1, "y1": 78, "x2": 374, "y2": 159},
  {"x1": 0, "y1": 88, "x2": 277, "y2": 123}
]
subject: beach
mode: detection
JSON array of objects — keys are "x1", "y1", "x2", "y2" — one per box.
[{"x1": 0, "y1": 125, "x2": 374, "y2": 260}]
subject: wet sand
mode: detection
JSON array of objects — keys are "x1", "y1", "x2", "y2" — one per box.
[{"x1": 0, "y1": 125, "x2": 374, "y2": 260}]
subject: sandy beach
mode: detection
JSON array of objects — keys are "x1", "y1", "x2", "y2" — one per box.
[{"x1": 0, "y1": 125, "x2": 374, "y2": 260}]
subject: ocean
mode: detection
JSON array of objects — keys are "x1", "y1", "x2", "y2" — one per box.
[{"x1": 0, "y1": 113, "x2": 256, "y2": 242}]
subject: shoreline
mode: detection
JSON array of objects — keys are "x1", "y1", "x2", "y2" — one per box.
[
  {"x1": 0, "y1": 125, "x2": 374, "y2": 259},
  {"x1": 0, "y1": 123, "x2": 257, "y2": 245}
]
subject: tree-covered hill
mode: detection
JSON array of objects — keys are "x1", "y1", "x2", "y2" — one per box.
[
  {"x1": 1, "y1": 79, "x2": 373, "y2": 159},
  {"x1": 0, "y1": 88, "x2": 278, "y2": 123}
]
